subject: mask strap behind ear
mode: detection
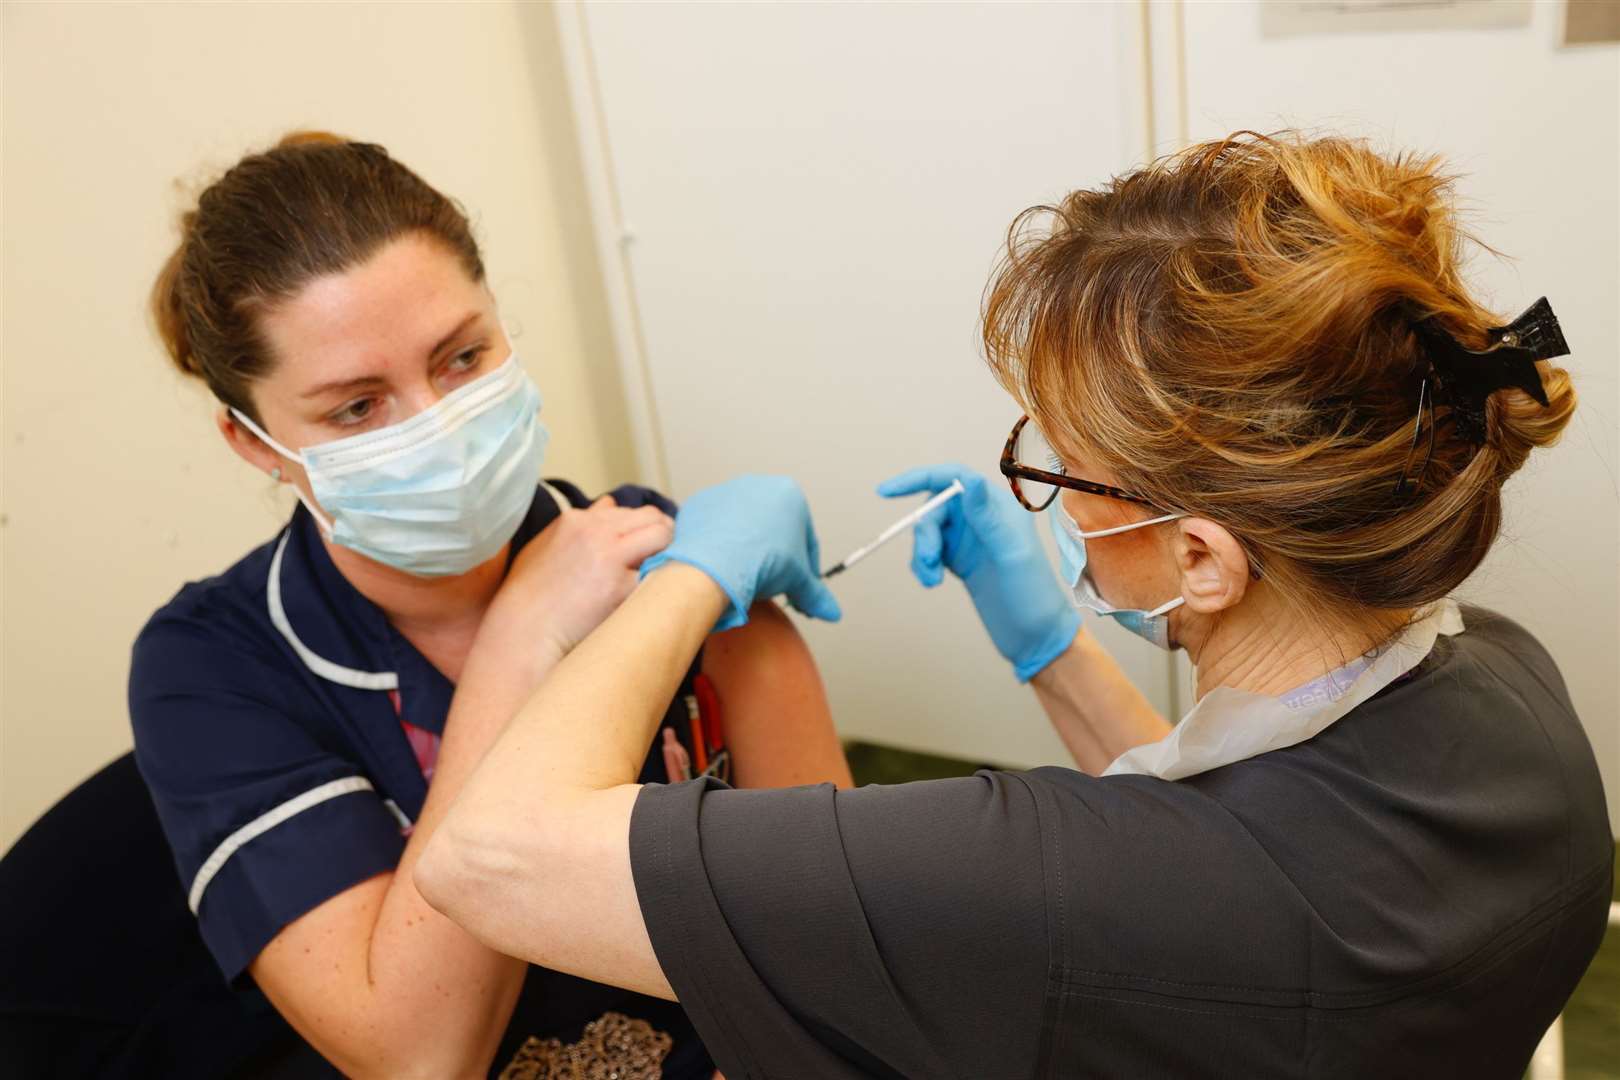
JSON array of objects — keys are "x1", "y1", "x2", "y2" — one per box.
[{"x1": 229, "y1": 408, "x2": 300, "y2": 463}]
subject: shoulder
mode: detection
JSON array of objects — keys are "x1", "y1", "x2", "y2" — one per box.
[
  {"x1": 545, "y1": 477, "x2": 678, "y2": 516},
  {"x1": 1446, "y1": 604, "x2": 1567, "y2": 693},
  {"x1": 132, "y1": 532, "x2": 286, "y2": 674},
  {"x1": 128, "y1": 529, "x2": 315, "y2": 756}
]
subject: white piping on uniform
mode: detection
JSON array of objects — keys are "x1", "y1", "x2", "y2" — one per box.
[
  {"x1": 267, "y1": 532, "x2": 399, "y2": 691},
  {"x1": 541, "y1": 480, "x2": 574, "y2": 515},
  {"x1": 266, "y1": 483, "x2": 567, "y2": 690},
  {"x1": 382, "y1": 798, "x2": 413, "y2": 832},
  {"x1": 188, "y1": 776, "x2": 375, "y2": 914}
]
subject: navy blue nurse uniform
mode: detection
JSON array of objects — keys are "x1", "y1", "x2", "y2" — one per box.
[{"x1": 129, "y1": 481, "x2": 713, "y2": 1077}]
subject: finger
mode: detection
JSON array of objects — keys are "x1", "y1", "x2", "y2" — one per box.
[
  {"x1": 910, "y1": 517, "x2": 946, "y2": 588},
  {"x1": 611, "y1": 504, "x2": 674, "y2": 536},
  {"x1": 877, "y1": 464, "x2": 971, "y2": 499},
  {"x1": 589, "y1": 494, "x2": 617, "y2": 511},
  {"x1": 616, "y1": 517, "x2": 677, "y2": 567}
]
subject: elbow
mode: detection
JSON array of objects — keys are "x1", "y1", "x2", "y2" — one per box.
[
  {"x1": 415, "y1": 813, "x2": 549, "y2": 957},
  {"x1": 412, "y1": 828, "x2": 461, "y2": 921},
  {"x1": 414, "y1": 818, "x2": 497, "y2": 932}
]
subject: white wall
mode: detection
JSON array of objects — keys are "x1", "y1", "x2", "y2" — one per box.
[
  {"x1": 1173, "y1": 0, "x2": 1619, "y2": 831},
  {"x1": 571, "y1": 1, "x2": 1178, "y2": 771},
  {"x1": 0, "y1": 2, "x2": 632, "y2": 848}
]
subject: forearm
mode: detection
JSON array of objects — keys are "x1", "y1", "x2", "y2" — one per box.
[
  {"x1": 367, "y1": 650, "x2": 548, "y2": 1054},
  {"x1": 1031, "y1": 627, "x2": 1171, "y2": 774},
  {"x1": 420, "y1": 564, "x2": 726, "y2": 996},
  {"x1": 261, "y1": 641, "x2": 558, "y2": 1078}
]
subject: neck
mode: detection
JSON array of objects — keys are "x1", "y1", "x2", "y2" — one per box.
[
  {"x1": 1180, "y1": 586, "x2": 1411, "y2": 701},
  {"x1": 327, "y1": 541, "x2": 508, "y2": 636}
]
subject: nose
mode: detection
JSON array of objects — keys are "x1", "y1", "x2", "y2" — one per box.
[{"x1": 399, "y1": 378, "x2": 449, "y2": 421}]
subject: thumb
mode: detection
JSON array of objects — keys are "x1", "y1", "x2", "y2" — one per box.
[{"x1": 788, "y1": 578, "x2": 843, "y2": 623}]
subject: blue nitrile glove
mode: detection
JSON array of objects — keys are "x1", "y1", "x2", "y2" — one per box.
[
  {"x1": 878, "y1": 464, "x2": 1080, "y2": 682},
  {"x1": 639, "y1": 474, "x2": 843, "y2": 631}
]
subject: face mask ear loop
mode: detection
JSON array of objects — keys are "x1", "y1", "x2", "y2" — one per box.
[
  {"x1": 228, "y1": 409, "x2": 335, "y2": 538},
  {"x1": 229, "y1": 407, "x2": 300, "y2": 463},
  {"x1": 287, "y1": 486, "x2": 336, "y2": 539},
  {"x1": 1070, "y1": 511, "x2": 1185, "y2": 541},
  {"x1": 1146, "y1": 595, "x2": 1187, "y2": 617}
]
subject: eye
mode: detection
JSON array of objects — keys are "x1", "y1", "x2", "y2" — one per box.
[
  {"x1": 1045, "y1": 450, "x2": 1067, "y2": 475},
  {"x1": 330, "y1": 396, "x2": 379, "y2": 427},
  {"x1": 444, "y1": 345, "x2": 487, "y2": 377}
]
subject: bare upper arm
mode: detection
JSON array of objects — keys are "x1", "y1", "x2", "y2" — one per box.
[{"x1": 701, "y1": 601, "x2": 852, "y2": 789}]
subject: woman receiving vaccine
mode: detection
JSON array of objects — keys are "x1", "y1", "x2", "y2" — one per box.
[{"x1": 131, "y1": 132, "x2": 851, "y2": 1078}]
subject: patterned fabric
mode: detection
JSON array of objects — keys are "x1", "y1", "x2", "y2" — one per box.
[
  {"x1": 497, "y1": 1012, "x2": 672, "y2": 1079},
  {"x1": 389, "y1": 689, "x2": 441, "y2": 782}
]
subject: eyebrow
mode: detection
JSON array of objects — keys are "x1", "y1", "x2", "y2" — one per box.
[{"x1": 299, "y1": 312, "x2": 485, "y2": 400}]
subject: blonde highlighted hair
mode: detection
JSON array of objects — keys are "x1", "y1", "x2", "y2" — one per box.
[{"x1": 984, "y1": 131, "x2": 1575, "y2": 614}]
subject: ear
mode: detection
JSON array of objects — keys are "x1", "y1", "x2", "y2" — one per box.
[
  {"x1": 1171, "y1": 517, "x2": 1250, "y2": 614},
  {"x1": 216, "y1": 408, "x2": 282, "y2": 478}
]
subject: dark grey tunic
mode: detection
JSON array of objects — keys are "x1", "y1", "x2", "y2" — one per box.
[{"x1": 630, "y1": 607, "x2": 1611, "y2": 1079}]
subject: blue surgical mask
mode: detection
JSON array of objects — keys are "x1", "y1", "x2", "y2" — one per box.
[
  {"x1": 233, "y1": 354, "x2": 548, "y2": 577},
  {"x1": 1050, "y1": 500, "x2": 1186, "y2": 649}
]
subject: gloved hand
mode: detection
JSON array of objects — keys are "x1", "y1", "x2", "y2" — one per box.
[
  {"x1": 640, "y1": 474, "x2": 842, "y2": 631},
  {"x1": 879, "y1": 464, "x2": 1079, "y2": 682}
]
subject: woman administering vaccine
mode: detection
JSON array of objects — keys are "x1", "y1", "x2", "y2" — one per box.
[
  {"x1": 419, "y1": 133, "x2": 1611, "y2": 1078},
  {"x1": 131, "y1": 132, "x2": 850, "y2": 1078}
]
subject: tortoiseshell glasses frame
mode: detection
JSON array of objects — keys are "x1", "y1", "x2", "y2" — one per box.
[{"x1": 999, "y1": 415, "x2": 1157, "y2": 513}]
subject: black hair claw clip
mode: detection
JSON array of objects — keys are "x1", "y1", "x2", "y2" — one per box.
[
  {"x1": 1395, "y1": 298, "x2": 1569, "y2": 496},
  {"x1": 1414, "y1": 297, "x2": 1566, "y2": 443}
]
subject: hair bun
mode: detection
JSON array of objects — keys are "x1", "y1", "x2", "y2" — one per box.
[{"x1": 274, "y1": 129, "x2": 351, "y2": 150}]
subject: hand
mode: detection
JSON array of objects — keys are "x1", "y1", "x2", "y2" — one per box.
[
  {"x1": 481, "y1": 497, "x2": 675, "y2": 669},
  {"x1": 639, "y1": 474, "x2": 842, "y2": 630},
  {"x1": 879, "y1": 464, "x2": 1079, "y2": 682}
]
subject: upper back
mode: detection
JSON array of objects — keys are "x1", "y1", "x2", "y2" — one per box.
[{"x1": 1026, "y1": 607, "x2": 1611, "y2": 1078}]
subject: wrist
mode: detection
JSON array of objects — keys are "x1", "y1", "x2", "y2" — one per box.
[
  {"x1": 1029, "y1": 624, "x2": 1090, "y2": 691},
  {"x1": 643, "y1": 553, "x2": 748, "y2": 630},
  {"x1": 469, "y1": 605, "x2": 570, "y2": 687},
  {"x1": 1012, "y1": 607, "x2": 1083, "y2": 683},
  {"x1": 642, "y1": 560, "x2": 733, "y2": 628}
]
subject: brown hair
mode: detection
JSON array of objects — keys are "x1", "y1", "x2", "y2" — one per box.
[
  {"x1": 984, "y1": 131, "x2": 1576, "y2": 617},
  {"x1": 150, "y1": 131, "x2": 485, "y2": 422}
]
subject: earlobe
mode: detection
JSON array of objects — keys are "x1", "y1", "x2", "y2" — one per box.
[{"x1": 1174, "y1": 518, "x2": 1250, "y2": 614}]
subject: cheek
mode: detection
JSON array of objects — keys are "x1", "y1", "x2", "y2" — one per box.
[
  {"x1": 276, "y1": 460, "x2": 319, "y2": 506},
  {"x1": 1087, "y1": 528, "x2": 1176, "y2": 608}
]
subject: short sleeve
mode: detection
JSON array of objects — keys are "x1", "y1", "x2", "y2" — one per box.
[
  {"x1": 129, "y1": 611, "x2": 405, "y2": 982},
  {"x1": 629, "y1": 773, "x2": 1051, "y2": 1078}
]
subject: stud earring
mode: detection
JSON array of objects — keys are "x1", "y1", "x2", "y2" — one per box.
[{"x1": 270, "y1": 467, "x2": 282, "y2": 482}]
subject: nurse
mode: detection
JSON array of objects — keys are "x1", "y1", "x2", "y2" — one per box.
[
  {"x1": 418, "y1": 133, "x2": 1612, "y2": 1077},
  {"x1": 131, "y1": 131, "x2": 850, "y2": 1078}
]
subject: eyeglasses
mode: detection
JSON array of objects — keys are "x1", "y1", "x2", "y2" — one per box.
[{"x1": 999, "y1": 415, "x2": 1156, "y2": 512}]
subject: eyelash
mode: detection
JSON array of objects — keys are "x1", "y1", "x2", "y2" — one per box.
[
  {"x1": 326, "y1": 345, "x2": 489, "y2": 427},
  {"x1": 444, "y1": 345, "x2": 486, "y2": 375}
]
